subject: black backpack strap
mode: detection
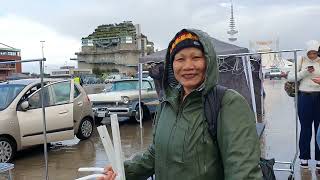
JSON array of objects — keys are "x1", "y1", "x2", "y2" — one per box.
[{"x1": 204, "y1": 85, "x2": 227, "y2": 139}]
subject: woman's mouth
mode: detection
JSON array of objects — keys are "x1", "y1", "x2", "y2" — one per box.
[{"x1": 182, "y1": 74, "x2": 196, "y2": 79}]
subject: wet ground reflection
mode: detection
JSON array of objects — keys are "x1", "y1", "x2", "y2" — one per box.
[
  {"x1": 262, "y1": 79, "x2": 320, "y2": 180},
  {"x1": 1, "y1": 120, "x2": 153, "y2": 180}
]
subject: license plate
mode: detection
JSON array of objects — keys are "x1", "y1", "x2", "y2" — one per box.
[{"x1": 97, "y1": 112, "x2": 106, "y2": 117}]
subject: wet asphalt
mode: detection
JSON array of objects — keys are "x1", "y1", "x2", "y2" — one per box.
[
  {"x1": 262, "y1": 79, "x2": 320, "y2": 180},
  {"x1": 0, "y1": 119, "x2": 153, "y2": 180},
  {"x1": 1, "y1": 79, "x2": 320, "y2": 180}
]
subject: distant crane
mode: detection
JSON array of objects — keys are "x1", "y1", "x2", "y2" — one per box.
[{"x1": 227, "y1": 0, "x2": 238, "y2": 42}]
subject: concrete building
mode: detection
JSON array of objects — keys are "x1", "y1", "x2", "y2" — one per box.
[
  {"x1": 74, "y1": 21, "x2": 154, "y2": 76},
  {"x1": 50, "y1": 66, "x2": 92, "y2": 77},
  {"x1": 0, "y1": 43, "x2": 21, "y2": 81}
]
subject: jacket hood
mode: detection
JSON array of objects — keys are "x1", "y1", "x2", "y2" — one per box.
[
  {"x1": 306, "y1": 40, "x2": 320, "y2": 54},
  {"x1": 163, "y1": 29, "x2": 218, "y2": 100}
]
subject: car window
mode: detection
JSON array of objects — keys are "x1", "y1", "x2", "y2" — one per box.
[
  {"x1": 113, "y1": 81, "x2": 138, "y2": 91},
  {"x1": 149, "y1": 80, "x2": 155, "y2": 89},
  {"x1": 111, "y1": 80, "x2": 152, "y2": 91},
  {"x1": 74, "y1": 85, "x2": 81, "y2": 98},
  {"x1": 21, "y1": 84, "x2": 42, "y2": 102},
  {"x1": 0, "y1": 84, "x2": 25, "y2": 110},
  {"x1": 141, "y1": 81, "x2": 152, "y2": 89},
  {"x1": 51, "y1": 81, "x2": 71, "y2": 105},
  {"x1": 28, "y1": 87, "x2": 52, "y2": 109}
]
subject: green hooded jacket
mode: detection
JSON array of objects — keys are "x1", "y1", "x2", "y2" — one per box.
[{"x1": 124, "y1": 29, "x2": 263, "y2": 180}]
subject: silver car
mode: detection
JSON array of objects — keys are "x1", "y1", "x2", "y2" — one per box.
[
  {"x1": 88, "y1": 79, "x2": 159, "y2": 123},
  {"x1": 0, "y1": 79, "x2": 94, "y2": 162}
]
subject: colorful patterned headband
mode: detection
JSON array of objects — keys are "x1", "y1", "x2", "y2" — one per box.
[{"x1": 170, "y1": 32, "x2": 199, "y2": 53}]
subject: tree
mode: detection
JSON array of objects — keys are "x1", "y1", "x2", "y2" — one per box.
[{"x1": 92, "y1": 67, "x2": 104, "y2": 77}]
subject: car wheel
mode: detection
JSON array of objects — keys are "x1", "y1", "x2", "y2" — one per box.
[
  {"x1": 134, "y1": 105, "x2": 150, "y2": 123},
  {"x1": 0, "y1": 137, "x2": 16, "y2": 163},
  {"x1": 76, "y1": 118, "x2": 93, "y2": 140}
]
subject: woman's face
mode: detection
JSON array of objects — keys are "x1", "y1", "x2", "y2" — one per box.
[
  {"x1": 307, "y1": 50, "x2": 318, "y2": 60},
  {"x1": 173, "y1": 47, "x2": 206, "y2": 92}
]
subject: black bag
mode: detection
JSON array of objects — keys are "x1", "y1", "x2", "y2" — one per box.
[
  {"x1": 284, "y1": 81, "x2": 298, "y2": 97},
  {"x1": 284, "y1": 57, "x2": 305, "y2": 97},
  {"x1": 259, "y1": 158, "x2": 277, "y2": 180},
  {"x1": 204, "y1": 85, "x2": 276, "y2": 180}
]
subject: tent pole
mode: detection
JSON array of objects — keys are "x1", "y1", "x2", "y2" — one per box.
[
  {"x1": 260, "y1": 60, "x2": 264, "y2": 121},
  {"x1": 40, "y1": 40, "x2": 49, "y2": 180},
  {"x1": 138, "y1": 63, "x2": 143, "y2": 129},
  {"x1": 39, "y1": 59, "x2": 49, "y2": 180},
  {"x1": 245, "y1": 56, "x2": 257, "y2": 122},
  {"x1": 293, "y1": 50, "x2": 299, "y2": 163}
]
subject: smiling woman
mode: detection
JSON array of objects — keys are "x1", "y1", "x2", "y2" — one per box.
[
  {"x1": 173, "y1": 47, "x2": 206, "y2": 99},
  {"x1": 99, "y1": 29, "x2": 262, "y2": 180}
]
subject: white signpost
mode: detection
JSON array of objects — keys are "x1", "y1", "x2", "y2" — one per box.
[{"x1": 77, "y1": 114, "x2": 126, "y2": 180}]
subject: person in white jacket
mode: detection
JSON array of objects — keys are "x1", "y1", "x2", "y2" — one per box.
[{"x1": 288, "y1": 40, "x2": 320, "y2": 169}]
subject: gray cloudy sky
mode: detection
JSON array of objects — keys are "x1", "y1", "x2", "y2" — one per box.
[{"x1": 1, "y1": 0, "x2": 319, "y2": 72}]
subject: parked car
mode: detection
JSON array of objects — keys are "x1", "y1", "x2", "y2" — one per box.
[
  {"x1": 269, "y1": 67, "x2": 282, "y2": 80},
  {"x1": 88, "y1": 79, "x2": 159, "y2": 123},
  {"x1": 0, "y1": 79, "x2": 94, "y2": 162},
  {"x1": 264, "y1": 72, "x2": 270, "y2": 79}
]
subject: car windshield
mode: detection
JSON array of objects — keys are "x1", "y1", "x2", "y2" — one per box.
[
  {"x1": 0, "y1": 84, "x2": 26, "y2": 110},
  {"x1": 107, "y1": 80, "x2": 152, "y2": 91}
]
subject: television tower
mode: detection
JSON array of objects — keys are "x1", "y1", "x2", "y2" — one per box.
[{"x1": 227, "y1": 0, "x2": 238, "y2": 42}]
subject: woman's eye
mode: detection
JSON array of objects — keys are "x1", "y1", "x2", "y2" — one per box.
[
  {"x1": 193, "y1": 56, "x2": 202, "y2": 60},
  {"x1": 175, "y1": 58, "x2": 184, "y2": 61}
]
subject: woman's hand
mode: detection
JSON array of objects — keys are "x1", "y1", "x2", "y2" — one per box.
[
  {"x1": 97, "y1": 166, "x2": 117, "y2": 180},
  {"x1": 307, "y1": 66, "x2": 315, "y2": 73},
  {"x1": 312, "y1": 77, "x2": 320, "y2": 85}
]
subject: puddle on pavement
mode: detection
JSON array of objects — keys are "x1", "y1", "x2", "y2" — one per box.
[{"x1": 3, "y1": 119, "x2": 153, "y2": 180}]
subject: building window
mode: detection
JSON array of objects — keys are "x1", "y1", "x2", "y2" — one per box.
[{"x1": 0, "y1": 51, "x2": 18, "y2": 56}]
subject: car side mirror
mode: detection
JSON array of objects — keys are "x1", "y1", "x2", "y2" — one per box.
[
  {"x1": 147, "y1": 87, "x2": 153, "y2": 91},
  {"x1": 21, "y1": 101, "x2": 30, "y2": 111}
]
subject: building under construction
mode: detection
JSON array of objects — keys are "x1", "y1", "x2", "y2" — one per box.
[
  {"x1": 0, "y1": 43, "x2": 21, "y2": 81},
  {"x1": 74, "y1": 21, "x2": 154, "y2": 76}
]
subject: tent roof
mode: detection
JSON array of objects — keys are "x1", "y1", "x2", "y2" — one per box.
[{"x1": 140, "y1": 37, "x2": 248, "y2": 64}]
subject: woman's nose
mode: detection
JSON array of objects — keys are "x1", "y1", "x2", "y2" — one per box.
[{"x1": 182, "y1": 59, "x2": 195, "y2": 70}]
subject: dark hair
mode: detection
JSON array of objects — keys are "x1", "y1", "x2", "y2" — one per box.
[{"x1": 318, "y1": 45, "x2": 320, "y2": 57}]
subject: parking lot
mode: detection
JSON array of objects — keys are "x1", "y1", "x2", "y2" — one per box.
[
  {"x1": 1, "y1": 80, "x2": 320, "y2": 180},
  {"x1": 1, "y1": 119, "x2": 153, "y2": 180}
]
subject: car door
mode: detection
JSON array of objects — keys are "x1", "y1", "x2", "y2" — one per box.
[
  {"x1": 73, "y1": 83, "x2": 84, "y2": 125},
  {"x1": 142, "y1": 80, "x2": 157, "y2": 99},
  {"x1": 141, "y1": 80, "x2": 158, "y2": 110},
  {"x1": 48, "y1": 80, "x2": 74, "y2": 140},
  {"x1": 17, "y1": 81, "x2": 74, "y2": 147}
]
